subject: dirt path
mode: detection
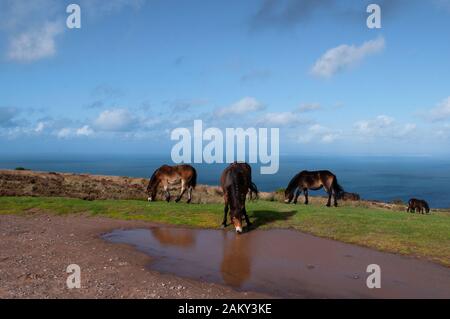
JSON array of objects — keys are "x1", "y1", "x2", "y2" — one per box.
[
  {"x1": 0, "y1": 214, "x2": 267, "y2": 299},
  {"x1": 2, "y1": 214, "x2": 449, "y2": 299}
]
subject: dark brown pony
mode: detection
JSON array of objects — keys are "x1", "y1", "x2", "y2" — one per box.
[
  {"x1": 284, "y1": 170, "x2": 344, "y2": 207},
  {"x1": 220, "y1": 162, "x2": 258, "y2": 233},
  {"x1": 147, "y1": 164, "x2": 197, "y2": 203},
  {"x1": 235, "y1": 162, "x2": 258, "y2": 200},
  {"x1": 337, "y1": 192, "x2": 361, "y2": 201},
  {"x1": 407, "y1": 198, "x2": 430, "y2": 214}
]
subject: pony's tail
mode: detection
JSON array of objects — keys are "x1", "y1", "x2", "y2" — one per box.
[
  {"x1": 250, "y1": 182, "x2": 259, "y2": 200},
  {"x1": 424, "y1": 201, "x2": 430, "y2": 214},
  {"x1": 190, "y1": 168, "x2": 197, "y2": 189},
  {"x1": 332, "y1": 176, "x2": 344, "y2": 195},
  {"x1": 147, "y1": 170, "x2": 158, "y2": 193}
]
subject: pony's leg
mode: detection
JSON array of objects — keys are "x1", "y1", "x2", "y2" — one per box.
[
  {"x1": 175, "y1": 180, "x2": 187, "y2": 203},
  {"x1": 243, "y1": 207, "x2": 252, "y2": 227},
  {"x1": 304, "y1": 188, "x2": 309, "y2": 205},
  {"x1": 163, "y1": 184, "x2": 171, "y2": 202},
  {"x1": 293, "y1": 189, "x2": 301, "y2": 204},
  {"x1": 325, "y1": 187, "x2": 332, "y2": 207},
  {"x1": 221, "y1": 197, "x2": 229, "y2": 228},
  {"x1": 187, "y1": 186, "x2": 193, "y2": 204},
  {"x1": 332, "y1": 188, "x2": 338, "y2": 207}
]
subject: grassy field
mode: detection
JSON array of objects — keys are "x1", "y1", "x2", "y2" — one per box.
[{"x1": 1, "y1": 196, "x2": 450, "y2": 267}]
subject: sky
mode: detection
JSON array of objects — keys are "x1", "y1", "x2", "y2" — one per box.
[{"x1": 1, "y1": 0, "x2": 450, "y2": 157}]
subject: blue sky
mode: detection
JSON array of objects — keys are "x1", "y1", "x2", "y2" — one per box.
[{"x1": 1, "y1": 0, "x2": 450, "y2": 156}]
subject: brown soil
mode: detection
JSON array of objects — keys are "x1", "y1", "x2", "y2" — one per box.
[{"x1": 0, "y1": 213, "x2": 268, "y2": 299}]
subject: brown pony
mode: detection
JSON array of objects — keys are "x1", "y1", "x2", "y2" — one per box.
[
  {"x1": 147, "y1": 164, "x2": 197, "y2": 203},
  {"x1": 220, "y1": 162, "x2": 258, "y2": 233},
  {"x1": 234, "y1": 162, "x2": 258, "y2": 200},
  {"x1": 407, "y1": 198, "x2": 430, "y2": 214},
  {"x1": 284, "y1": 170, "x2": 344, "y2": 207},
  {"x1": 337, "y1": 192, "x2": 361, "y2": 201}
]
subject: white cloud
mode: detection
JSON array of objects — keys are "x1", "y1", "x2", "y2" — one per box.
[
  {"x1": 76, "y1": 125, "x2": 94, "y2": 136},
  {"x1": 256, "y1": 112, "x2": 308, "y2": 127},
  {"x1": 0, "y1": 107, "x2": 18, "y2": 127},
  {"x1": 298, "y1": 124, "x2": 341, "y2": 144},
  {"x1": 354, "y1": 115, "x2": 416, "y2": 139},
  {"x1": 435, "y1": 123, "x2": 450, "y2": 139},
  {"x1": 55, "y1": 125, "x2": 94, "y2": 138},
  {"x1": 2, "y1": 1, "x2": 146, "y2": 63},
  {"x1": 215, "y1": 97, "x2": 264, "y2": 117},
  {"x1": 298, "y1": 103, "x2": 321, "y2": 113},
  {"x1": 56, "y1": 128, "x2": 72, "y2": 139},
  {"x1": 94, "y1": 109, "x2": 137, "y2": 132},
  {"x1": 429, "y1": 97, "x2": 450, "y2": 122},
  {"x1": 355, "y1": 115, "x2": 394, "y2": 135},
  {"x1": 34, "y1": 122, "x2": 45, "y2": 133},
  {"x1": 7, "y1": 21, "x2": 63, "y2": 62},
  {"x1": 397, "y1": 123, "x2": 417, "y2": 137},
  {"x1": 311, "y1": 37, "x2": 385, "y2": 78}
]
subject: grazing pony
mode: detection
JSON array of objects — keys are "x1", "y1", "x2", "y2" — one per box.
[
  {"x1": 220, "y1": 162, "x2": 258, "y2": 233},
  {"x1": 337, "y1": 192, "x2": 361, "y2": 201},
  {"x1": 407, "y1": 198, "x2": 430, "y2": 214},
  {"x1": 284, "y1": 170, "x2": 344, "y2": 207},
  {"x1": 235, "y1": 162, "x2": 258, "y2": 200},
  {"x1": 147, "y1": 164, "x2": 197, "y2": 203}
]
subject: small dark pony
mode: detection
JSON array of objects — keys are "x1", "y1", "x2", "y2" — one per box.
[
  {"x1": 337, "y1": 192, "x2": 361, "y2": 201},
  {"x1": 220, "y1": 162, "x2": 258, "y2": 233},
  {"x1": 284, "y1": 170, "x2": 344, "y2": 207},
  {"x1": 407, "y1": 198, "x2": 430, "y2": 214},
  {"x1": 147, "y1": 164, "x2": 197, "y2": 203}
]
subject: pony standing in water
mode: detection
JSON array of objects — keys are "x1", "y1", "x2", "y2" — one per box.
[
  {"x1": 147, "y1": 164, "x2": 197, "y2": 203},
  {"x1": 284, "y1": 170, "x2": 344, "y2": 207},
  {"x1": 220, "y1": 162, "x2": 258, "y2": 233}
]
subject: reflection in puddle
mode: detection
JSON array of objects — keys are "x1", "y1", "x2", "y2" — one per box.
[
  {"x1": 151, "y1": 228, "x2": 196, "y2": 248},
  {"x1": 103, "y1": 227, "x2": 450, "y2": 298}
]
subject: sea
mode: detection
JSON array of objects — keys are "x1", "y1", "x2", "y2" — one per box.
[{"x1": 1, "y1": 154, "x2": 449, "y2": 208}]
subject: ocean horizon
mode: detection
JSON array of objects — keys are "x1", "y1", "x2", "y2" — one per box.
[{"x1": 1, "y1": 154, "x2": 450, "y2": 208}]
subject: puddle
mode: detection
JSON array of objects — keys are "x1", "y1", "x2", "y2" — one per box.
[{"x1": 103, "y1": 227, "x2": 450, "y2": 298}]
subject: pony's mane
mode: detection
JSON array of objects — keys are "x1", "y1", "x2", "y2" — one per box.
[
  {"x1": 226, "y1": 169, "x2": 243, "y2": 212},
  {"x1": 286, "y1": 173, "x2": 301, "y2": 194},
  {"x1": 147, "y1": 169, "x2": 159, "y2": 192}
]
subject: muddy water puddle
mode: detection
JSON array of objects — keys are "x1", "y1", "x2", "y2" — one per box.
[{"x1": 103, "y1": 227, "x2": 450, "y2": 298}]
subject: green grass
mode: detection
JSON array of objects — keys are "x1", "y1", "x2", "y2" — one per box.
[{"x1": 1, "y1": 196, "x2": 450, "y2": 267}]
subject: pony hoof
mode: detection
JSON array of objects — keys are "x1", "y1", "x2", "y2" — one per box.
[{"x1": 220, "y1": 224, "x2": 227, "y2": 229}]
